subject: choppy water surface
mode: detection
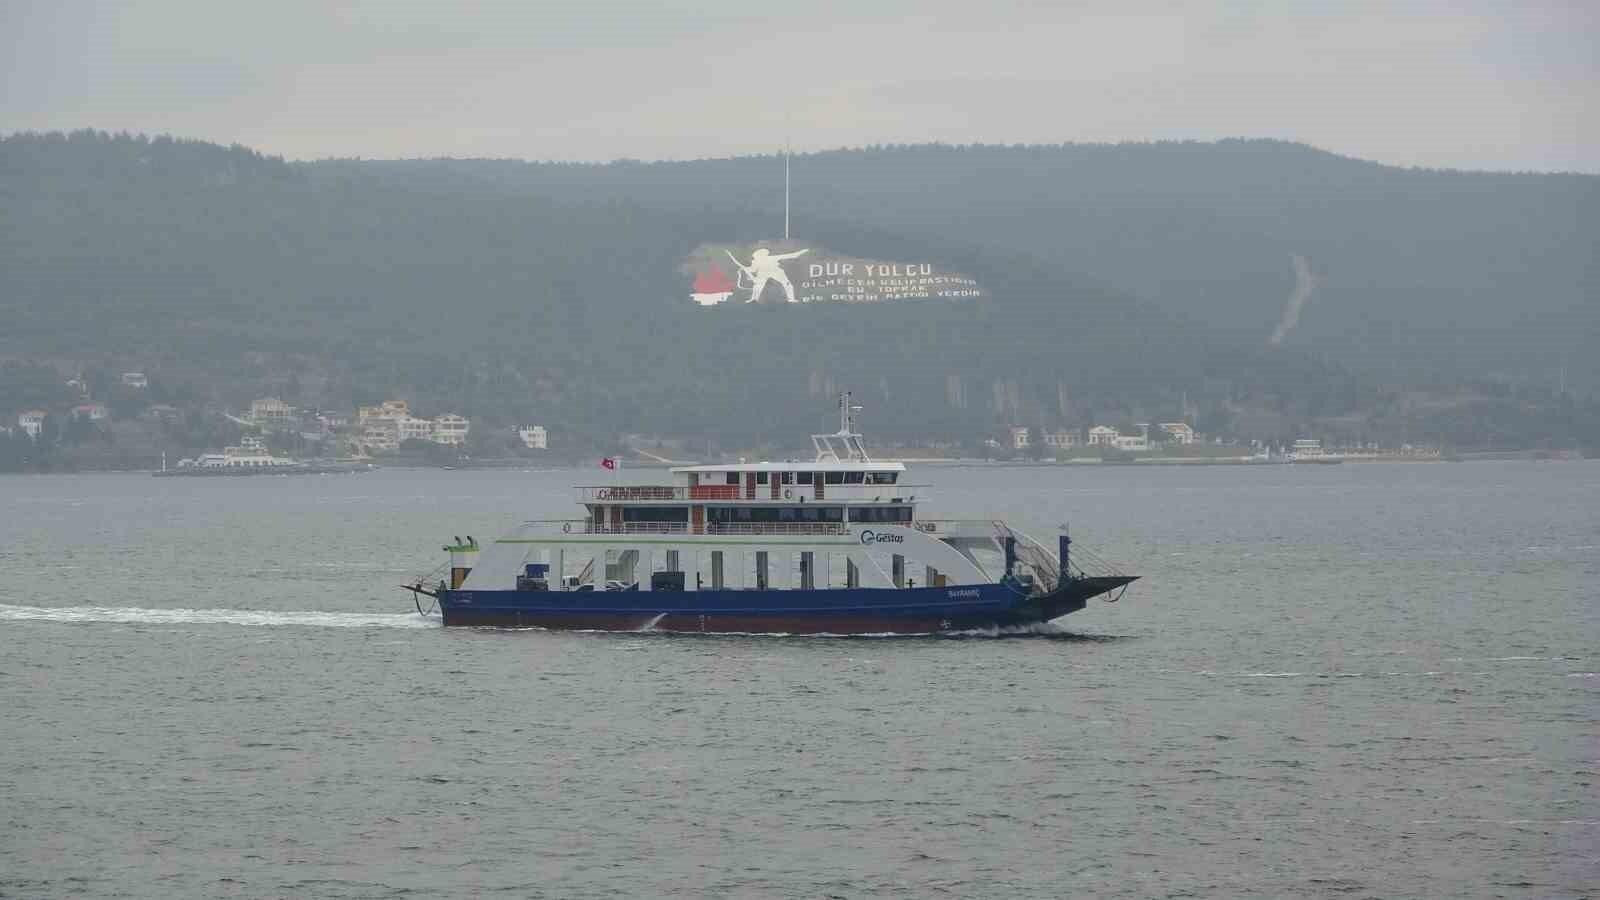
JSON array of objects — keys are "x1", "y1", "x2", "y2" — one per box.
[{"x1": 2, "y1": 463, "x2": 1596, "y2": 898}]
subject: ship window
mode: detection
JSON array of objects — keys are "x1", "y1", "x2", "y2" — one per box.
[
  {"x1": 866, "y1": 472, "x2": 898, "y2": 484},
  {"x1": 849, "y1": 506, "x2": 914, "y2": 523},
  {"x1": 821, "y1": 507, "x2": 844, "y2": 522},
  {"x1": 779, "y1": 507, "x2": 796, "y2": 522},
  {"x1": 797, "y1": 471, "x2": 813, "y2": 484},
  {"x1": 824, "y1": 471, "x2": 845, "y2": 484},
  {"x1": 622, "y1": 506, "x2": 689, "y2": 523},
  {"x1": 725, "y1": 472, "x2": 739, "y2": 485},
  {"x1": 756, "y1": 472, "x2": 769, "y2": 485},
  {"x1": 781, "y1": 472, "x2": 794, "y2": 484},
  {"x1": 844, "y1": 471, "x2": 865, "y2": 484}
]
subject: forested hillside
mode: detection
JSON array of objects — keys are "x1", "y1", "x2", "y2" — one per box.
[
  {"x1": 1, "y1": 130, "x2": 1594, "y2": 455},
  {"x1": 352, "y1": 141, "x2": 1598, "y2": 392}
]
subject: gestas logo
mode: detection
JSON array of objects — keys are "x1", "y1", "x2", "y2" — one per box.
[{"x1": 859, "y1": 529, "x2": 904, "y2": 545}]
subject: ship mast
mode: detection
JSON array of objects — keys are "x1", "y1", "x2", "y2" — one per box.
[{"x1": 812, "y1": 391, "x2": 871, "y2": 462}]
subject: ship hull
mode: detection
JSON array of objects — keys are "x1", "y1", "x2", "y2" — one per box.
[{"x1": 437, "y1": 576, "x2": 1135, "y2": 633}]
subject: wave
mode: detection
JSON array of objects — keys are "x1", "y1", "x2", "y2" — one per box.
[{"x1": 0, "y1": 603, "x2": 435, "y2": 629}]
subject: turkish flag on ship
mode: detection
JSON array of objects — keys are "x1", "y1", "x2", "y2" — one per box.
[{"x1": 600, "y1": 457, "x2": 617, "y2": 470}]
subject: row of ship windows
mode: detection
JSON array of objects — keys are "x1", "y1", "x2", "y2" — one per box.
[
  {"x1": 620, "y1": 506, "x2": 914, "y2": 524},
  {"x1": 718, "y1": 471, "x2": 899, "y2": 486}
]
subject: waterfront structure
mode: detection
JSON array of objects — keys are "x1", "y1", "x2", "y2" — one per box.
[
  {"x1": 1042, "y1": 429, "x2": 1080, "y2": 449},
  {"x1": 1159, "y1": 422, "x2": 1196, "y2": 445},
  {"x1": 406, "y1": 394, "x2": 1137, "y2": 633},
  {"x1": 1087, "y1": 425, "x2": 1119, "y2": 447},
  {"x1": 433, "y1": 414, "x2": 470, "y2": 445},
  {"x1": 1008, "y1": 426, "x2": 1031, "y2": 450},
  {"x1": 518, "y1": 425, "x2": 548, "y2": 450},
  {"x1": 396, "y1": 415, "x2": 435, "y2": 443},
  {"x1": 1113, "y1": 425, "x2": 1151, "y2": 452},
  {"x1": 71, "y1": 403, "x2": 108, "y2": 421},
  {"x1": 362, "y1": 420, "x2": 399, "y2": 452},
  {"x1": 121, "y1": 372, "x2": 148, "y2": 389}
]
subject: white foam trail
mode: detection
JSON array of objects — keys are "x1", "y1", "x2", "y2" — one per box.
[
  {"x1": 636, "y1": 613, "x2": 668, "y2": 632},
  {"x1": 0, "y1": 603, "x2": 434, "y2": 629}
]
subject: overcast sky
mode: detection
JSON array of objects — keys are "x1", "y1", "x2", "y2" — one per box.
[{"x1": 4, "y1": 1, "x2": 1595, "y2": 171}]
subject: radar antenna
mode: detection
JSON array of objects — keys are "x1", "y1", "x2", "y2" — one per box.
[{"x1": 812, "y1": 391, "x2": 872, "y2": 462}]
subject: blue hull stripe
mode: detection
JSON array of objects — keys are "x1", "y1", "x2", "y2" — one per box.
[{"x1": 442, "y1": 584, "x2": 1023, "y2": 620}]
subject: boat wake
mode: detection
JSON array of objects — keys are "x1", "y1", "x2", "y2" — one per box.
[{"x1": 0, "y1": 604, "x2": 434, "y2": 629}]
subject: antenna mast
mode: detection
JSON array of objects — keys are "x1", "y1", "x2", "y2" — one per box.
[{"x1": 812, "y1": 391, "x2": 871, "y2": 462}]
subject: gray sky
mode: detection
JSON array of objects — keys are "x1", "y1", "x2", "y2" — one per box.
[{"x1": 4, "y1": 0, "x2": 1595, "y2": 171}]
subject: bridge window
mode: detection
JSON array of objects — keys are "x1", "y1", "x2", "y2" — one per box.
[
  {"x1": 781, "y1": 471, "x2": 794, "y2": 484},
  {"x1": 756, "y1": 471, "x2": 769, "y2": 485},
  {"x1": 797, "y1": 471, "x2": 813, "y2": 484},
  {"x1": 866, "y1": 472, "x2": 899, "y2": 485},
  {"x1": 725, "y1": 472, "x2": 739, "y2": 485},
  {"x1": 824, "y1": 471, "x2": 845, "y2": 484},
  {"x1": 843, "y1": 471, "x2": 865, "y2": 484}
]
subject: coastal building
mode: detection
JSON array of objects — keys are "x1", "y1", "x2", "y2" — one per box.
[
  {"x1": 1158, "y1": 422, "x2": 1195, "y2": 445},
  {"x1": 396, "y1": 415, "x2": 436, "y2": 443},
  {"x1": 1042, "y1": 429, "x2": 1080, "y2": 449},
  {"x1": 1113, "y1": 424, "x2": 1151, "y2": 452},
  {"x1": 358, "y1": 400, "x2": 411, "y2": 425},
  {"x1": 1008, "y1": 426, "x2": 1030, "y2": 450},
  {"x1": 1113, "y1": 433, "x2": 1149, "y2": 451},
  {"x1": 362, "y1": 420, "x2": 399, "y2": 452},
  {"x1": 72, "y1": 403, "x2": 108, "y2": 421},
  {"x1": 518, "y1": 425, "x2": 548, "y2": 450},
  {"x1": 433, "y1": 414, "x2": 471, "y2": 446},
  {"x1": 250, "y1": 397, "x2": 296, "y2": 428},
  {"x1": 121, "y1": 372, "x2": 148, "y2": 389},
  {"x1": 17, "y1": 410, "x2": 47, "y2": 438},
  {"x1": 1087, "y1": 425, "x2": 1119, "y2": 447}
]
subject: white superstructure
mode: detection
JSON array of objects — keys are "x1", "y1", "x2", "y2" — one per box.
[{"x1": 456, "y1": 393, "x2": 1066, "y2": 596}]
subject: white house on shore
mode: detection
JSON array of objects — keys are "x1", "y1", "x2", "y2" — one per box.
[
  {"x1": 1113, "y1": 425, "x2": 1150, "y2": 451},
  {"x1": 1159, "y1": 422, "x2": 1196, "y2": 445},
  {"x1": 1008, "y1": 426, "x2": 1031, "y2": 449},
  {"x1": 518, "y1": 425, "x2": 548, "y2": 450},
  {"x1": 1042, "y1": 428, "x2": 1080, "y2": 449},
  {"x1": 1087, "y1": 425, "x2": 1119, "y2": 447}
]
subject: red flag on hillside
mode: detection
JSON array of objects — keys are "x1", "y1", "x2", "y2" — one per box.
[{"x1": 601, "y1": 457, "x2": 617, "y2": 470}]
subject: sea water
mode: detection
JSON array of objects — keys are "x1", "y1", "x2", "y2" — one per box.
[{"x1": 2, "y1": 463, "x2": 1596, "y2": 897}]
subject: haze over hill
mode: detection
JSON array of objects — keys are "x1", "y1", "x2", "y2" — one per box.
[{"x1": 1, "y1": 130, "x2": 1595, "y2": 464}]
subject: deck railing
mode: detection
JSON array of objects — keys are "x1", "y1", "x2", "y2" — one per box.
[
  {"x1": 581, "y1": 521, "x2": 848, "y2": 537},
  {"x1": 577, "y1": 484, "x2": 929, "y2": 502}
]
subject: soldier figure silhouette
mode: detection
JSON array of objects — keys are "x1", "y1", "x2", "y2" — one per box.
[{"x1": 729, "y1": 247, "x2": 810, "y2": 303}]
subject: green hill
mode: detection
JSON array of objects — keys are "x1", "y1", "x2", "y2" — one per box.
[{"x1": 1, "y1": 130, "x2": 1594, "y2": 457}]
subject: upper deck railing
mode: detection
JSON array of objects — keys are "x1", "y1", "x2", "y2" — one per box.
[
  {"x1": 582, "y1": 521, "x2": 849, "y2": 536},
  {"x1": 576, "y1": 484, "x2": 929, "y2": 503}
]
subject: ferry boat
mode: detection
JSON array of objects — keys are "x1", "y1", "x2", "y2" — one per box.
[
  {"x1": 153, "y1": 436, "x2": 373, "y2": 477},
  {"x1": 405, "y1": 395, "x2": 1137, "y2": 633}
]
